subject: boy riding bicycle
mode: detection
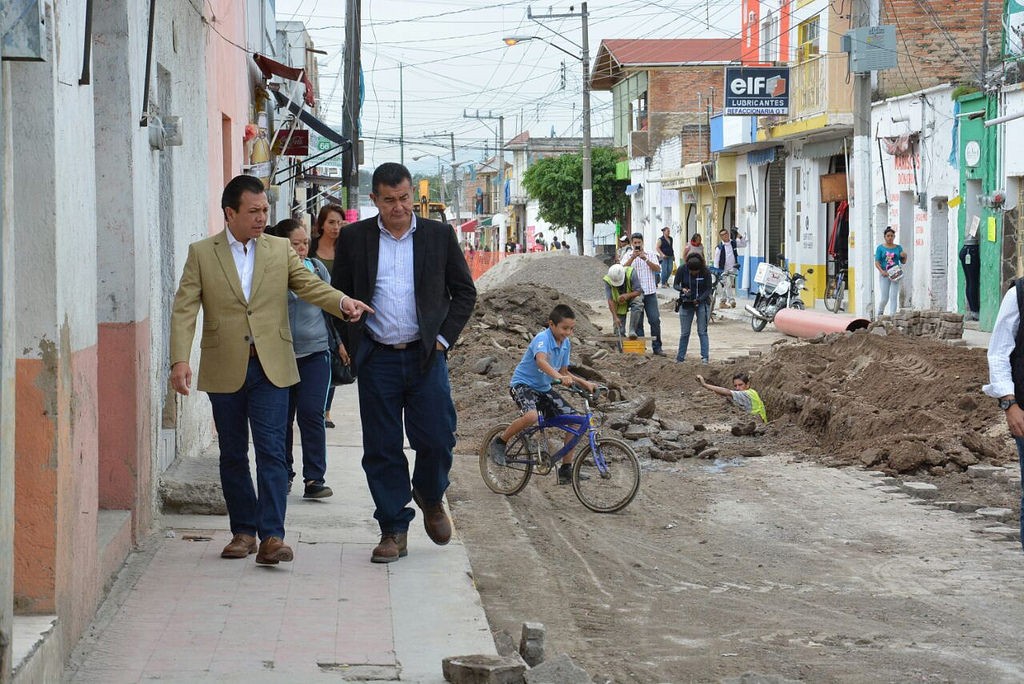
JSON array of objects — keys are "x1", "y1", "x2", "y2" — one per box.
[{"x1": 489, "y1": 304, "x2": 597, "y2": 484}]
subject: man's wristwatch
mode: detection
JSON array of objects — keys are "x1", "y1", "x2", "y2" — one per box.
[{"x1": 999, "y1": 397, "x2": 1016, "y2": 411}]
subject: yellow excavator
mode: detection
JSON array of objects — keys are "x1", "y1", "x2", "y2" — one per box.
[{"x1": 414, "y1": 178, "x2": 448, "y2": 223}]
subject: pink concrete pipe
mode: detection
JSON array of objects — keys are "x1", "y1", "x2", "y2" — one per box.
[{"x1": 773, "y1": 307, "x2": 870, "y2": 338}]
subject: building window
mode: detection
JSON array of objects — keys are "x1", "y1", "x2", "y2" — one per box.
[
  {"x1": 797, "y1": 15, "x2": 820, "y2": 62},
  {"x1": 761, "y1": 11, "x2": 779, "y2": 63},
  {"x1": 632, "y1": 91, "x2": 648, "y2": 132}
]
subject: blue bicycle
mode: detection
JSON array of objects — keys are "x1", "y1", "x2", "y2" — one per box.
[{"x1": 479, "y1": 385, "x2": 641, "y2": 513}]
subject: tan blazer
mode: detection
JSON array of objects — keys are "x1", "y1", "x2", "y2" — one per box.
[{"x1": 170, "y1": 230, "x2": 345, "y2": 393}]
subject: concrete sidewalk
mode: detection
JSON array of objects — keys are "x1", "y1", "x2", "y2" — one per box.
[{"x1": 63, "y1": 383, "x2": 496, "y2": 683}]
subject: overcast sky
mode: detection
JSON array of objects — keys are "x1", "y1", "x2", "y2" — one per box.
[{"x1": 271, "y1": 1, "x2": 739, "y2": 172}]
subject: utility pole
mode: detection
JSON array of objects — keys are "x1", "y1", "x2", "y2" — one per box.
[
  {"x1": 341, "y1": 0, "x2": 361, "y2": 219},
  {"x1": 850, "y1": 0, "x2": 874, "y2": 317},
  {"x1": 399, "y1": 63, "x2": 404, "y2": 166},
  {"x1": 464, "y1": 110, "x2": 505, "y2": 252},
  {"x1": 528, "y1": 2, "x2": 592, "y2": 256}
]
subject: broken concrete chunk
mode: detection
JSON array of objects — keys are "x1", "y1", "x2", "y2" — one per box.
[
  {"x1": 523, "y1": 653, "x2": 591, "y2": 684},
  {"x1": 442, "y1": 654, "x2": 527, "y2": 684}
]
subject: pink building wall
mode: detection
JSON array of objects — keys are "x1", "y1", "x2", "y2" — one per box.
[{"x1": 207, "y1": 0, "x2": 250, "y2": 236}]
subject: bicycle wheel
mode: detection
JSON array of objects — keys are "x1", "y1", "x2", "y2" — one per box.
[
  {"x1": 572, "y1": 437, "x2": 641, "y2": 513},
  {"x1": 479, "y1": 424, "x2": 533, "y2": 495},
  {"x1": 825, "y1": 275, "x2": 846, "y2": 313}
]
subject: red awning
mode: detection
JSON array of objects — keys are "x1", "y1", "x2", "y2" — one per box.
[
  {"x1": 458, "y1": 219, "x2": 478, "y2": 232},
  {"x1": 253, "y1": 53, "x2": 315, "y2": 107}
]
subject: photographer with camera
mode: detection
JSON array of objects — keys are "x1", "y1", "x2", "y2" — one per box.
[
  {"x1": 673, "y1": 252, "x2": 713, "y2": 364},
  {"x1": 620, "y1": 232, "x2": 665, "y2": 356}
]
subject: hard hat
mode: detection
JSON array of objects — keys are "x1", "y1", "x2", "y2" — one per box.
[{"x1": 607, "y1": 264, "x2": 626, "y2": 287}]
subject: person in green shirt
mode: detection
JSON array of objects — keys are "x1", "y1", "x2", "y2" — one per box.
[{"x1": 696, "y1": 371, "x2": 767, "y2": 423}]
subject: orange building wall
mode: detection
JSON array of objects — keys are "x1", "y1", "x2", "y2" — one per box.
[
  {"x1": 98, "y1": 320, "x2": 153, "y2": 540},
  {"x1": 15, "y1": 341, "x2": 100, "y2": 646}
]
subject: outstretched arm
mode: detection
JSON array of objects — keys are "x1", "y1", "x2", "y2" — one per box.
[{"x1": 696, "y1": 374, "x2": 732, "y2": 398}]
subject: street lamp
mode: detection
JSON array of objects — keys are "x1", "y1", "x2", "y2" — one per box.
[{"x1": 502, "y1": 1, "x2": 592, "y2": 256}]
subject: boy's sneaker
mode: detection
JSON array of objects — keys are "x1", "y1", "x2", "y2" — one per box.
[
  {"x1": 558, "y1": 463, "x2": 572, "y2": 485},
  {"x1": 303, "y1": 482, "x2": 333, "y2": 499},
  {"x1": 488, "y1": 438, "x2": 507, "y2": 465}
]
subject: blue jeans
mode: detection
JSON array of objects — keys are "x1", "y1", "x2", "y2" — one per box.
[
  {"x1": 208, "y1": 357, "x2": 290, "y2": 540},
  {"x1": 660, "y1": 258, "x2": 673, "y2": 287},
  {"x1": 877, "y1": 273, "x2": 901, "y2": 316},
  {"x1": 632, "y1": 293, "x2": 662, "y2": 353},
  {"x1": 356, "y1": 344, "x2": 457, "y2": 534},
  {"x1": 1016, "y1": 437, "x2": 1024, "y2": 551},
  {"x1": 676, "y1": 300, "x2": 709, "y2": 362},
  {"x1": 286, "y1": 350, "x2": 331, "y2": 484}
]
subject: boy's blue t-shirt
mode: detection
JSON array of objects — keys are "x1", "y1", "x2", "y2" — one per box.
[{"x1": 510, "y1": 327, "x2": 571, "y2": 392}]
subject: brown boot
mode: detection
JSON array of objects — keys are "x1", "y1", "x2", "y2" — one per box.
[
  {"x1": 221, "y1": 533, "x2": 257, "y2": 559},
  {"x1": 255, "y1": 536, "x2": 294, "y2": 565},
  {"x1": 412, "y1": 489, "x2": 452, "y2": 546},
  {"x1": 371, "y1": 533, "x2": 408, "y2": 563}
]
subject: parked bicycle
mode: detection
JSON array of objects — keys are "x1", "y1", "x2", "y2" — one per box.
[
  {"x1": 479, "y1": 385, "x2": 641, "y2": 513},
  {"x1": 824, "y1": 262, "x2": 847, "y2": 313}
]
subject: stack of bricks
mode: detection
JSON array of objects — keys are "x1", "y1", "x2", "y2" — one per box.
[{"x1": 885, "y1": 310, "x2": 964, "y2": 340}]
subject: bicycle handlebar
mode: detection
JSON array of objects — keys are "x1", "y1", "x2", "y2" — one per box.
[{"x1": 552, "y1": 379, "x2": 608, "y2": 401}]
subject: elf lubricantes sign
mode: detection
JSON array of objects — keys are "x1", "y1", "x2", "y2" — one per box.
[{"x1": 723, "y1": 67, "x2": 790, "y2": 116}]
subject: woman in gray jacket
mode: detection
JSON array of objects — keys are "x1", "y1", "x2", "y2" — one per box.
[{"x1": 268, "y1": 218, "x2": 348, "y2": 498}]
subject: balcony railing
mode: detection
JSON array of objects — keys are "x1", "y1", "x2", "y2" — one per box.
[{"x1": 787, "y1": 53, "x2": 853, "y2": 121}]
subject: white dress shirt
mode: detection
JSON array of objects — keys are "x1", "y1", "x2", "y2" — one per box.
[
  {"x1": 984, "y1": 287, "x2": 1018, "y2": 398},
  {"x1": 226, "y1": 229, "x2": 256, "y2": 301}
]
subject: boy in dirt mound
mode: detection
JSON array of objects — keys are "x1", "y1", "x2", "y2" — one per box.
[
  {"x1": 488, "y1": 304, "x2": 597, "y2": 484},
  {"x1": 696, "y1": 372, "x2": 767, "y2": 423}
]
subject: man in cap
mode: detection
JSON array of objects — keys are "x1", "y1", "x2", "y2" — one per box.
[{"x1": 603, "y1": 263, "x2": 643, "y2": 338}]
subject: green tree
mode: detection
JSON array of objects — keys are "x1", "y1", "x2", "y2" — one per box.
[{"x1": 521, "y1": 146, "x2": 627, "y2": 253}]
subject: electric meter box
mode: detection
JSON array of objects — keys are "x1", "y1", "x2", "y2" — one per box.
[{"x1": 842, "y1": 26, "x2": 897, "y2": 73}]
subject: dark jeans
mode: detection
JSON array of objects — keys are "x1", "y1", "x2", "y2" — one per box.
[
  {"x1": 208, "y1": 357, "x2": 290, "y2": 540},
  {"x1": 660, "y1": 257, "x2": 673, "y2": 286},
  {"x1": 1016, "y1": 437, "x2": 1024, "y2": 551},
  {"x1": 676, "y1": 300, "x2": 710, "y2": 362},
  {"x1": 356, "y1": 343, "x2": 456, "y2": 534},
  {"x1": 959, "y1": 244, "x2": 980, "y2": 314},
  {"x1": 633, "y1": 292, "x2": 662, "y2": 353},
  {"x1": 286, "y1": 350, "x2": 331, "y2": 484}
]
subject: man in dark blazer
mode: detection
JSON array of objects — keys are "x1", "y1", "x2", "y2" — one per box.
[{"x1": 332, "y1": 162, "x2": 477, "y2": 563}]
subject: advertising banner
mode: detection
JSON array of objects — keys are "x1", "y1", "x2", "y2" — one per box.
[{"x1": 724, "y1": 66, "x2": 790, "y2": 115}]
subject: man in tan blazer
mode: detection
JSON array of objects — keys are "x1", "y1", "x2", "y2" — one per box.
[{"x1": 170, "y1": 175, "x2": 370, "y2": 565}]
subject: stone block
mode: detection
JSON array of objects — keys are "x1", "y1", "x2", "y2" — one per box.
[
  {"x1": 976, "y1": 507, "x2": 1013, "y2": 522},
  {"x1": 442, "y1": 654, "x2": 527, "y2": 684},
  {"x1": 523, "y1": 654, "x2": 590, "y2": 684},
  {"x1": 519, "y1": 622, "x2": 545, "y2": 667},
  {"x1": 900, "y1": 482, "x2": 939, "y2": 499},
  {"x1": 967, "y1": 464, "x2": 1006, "y2": 479}
]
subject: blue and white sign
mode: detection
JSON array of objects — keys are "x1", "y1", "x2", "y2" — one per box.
[{"x1": 723, "y1": 66, "x2": 790, "y2": 116}]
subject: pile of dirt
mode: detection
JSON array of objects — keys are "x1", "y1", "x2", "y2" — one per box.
[
  {"x1": 475, "y1": 251, "x2": 611, "y2": 302},
  {"x1": 453, "y1": 255, "x2": 1016, "y2": 480},
  {"x1": 752, "y1": 330, "x2": 1012, "y2": 473}
]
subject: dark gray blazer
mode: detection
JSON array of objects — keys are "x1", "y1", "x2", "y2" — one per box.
[{"x1": 331, "y1": 215, "x2": 477, "y2": 371}]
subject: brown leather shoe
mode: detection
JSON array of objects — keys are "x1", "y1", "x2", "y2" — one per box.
[
  {"x1": 370, "y1": 533, "x2": 408, "y2": 563},
  {"x1": 221, "y1": 533, "x2": 257, "y2": 559},
  {"x1": 255, "y1": 536, "x2": 294, "y2": 565},
  {"x1": 412, "y1": 489, "x2": 452, "y2": 546}
]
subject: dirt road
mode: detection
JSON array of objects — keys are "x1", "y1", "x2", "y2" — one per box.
[
  {"x1": 449, "y1": 451, "x2": 1024, "y2": 682},
  {"x1": 444, "y1": 253, "x2": 1024, "y2": 682}
]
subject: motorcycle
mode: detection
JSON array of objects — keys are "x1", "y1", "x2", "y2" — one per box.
[{"x1": 744, "y1": 262, "x2": 812, "y2": 332}]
